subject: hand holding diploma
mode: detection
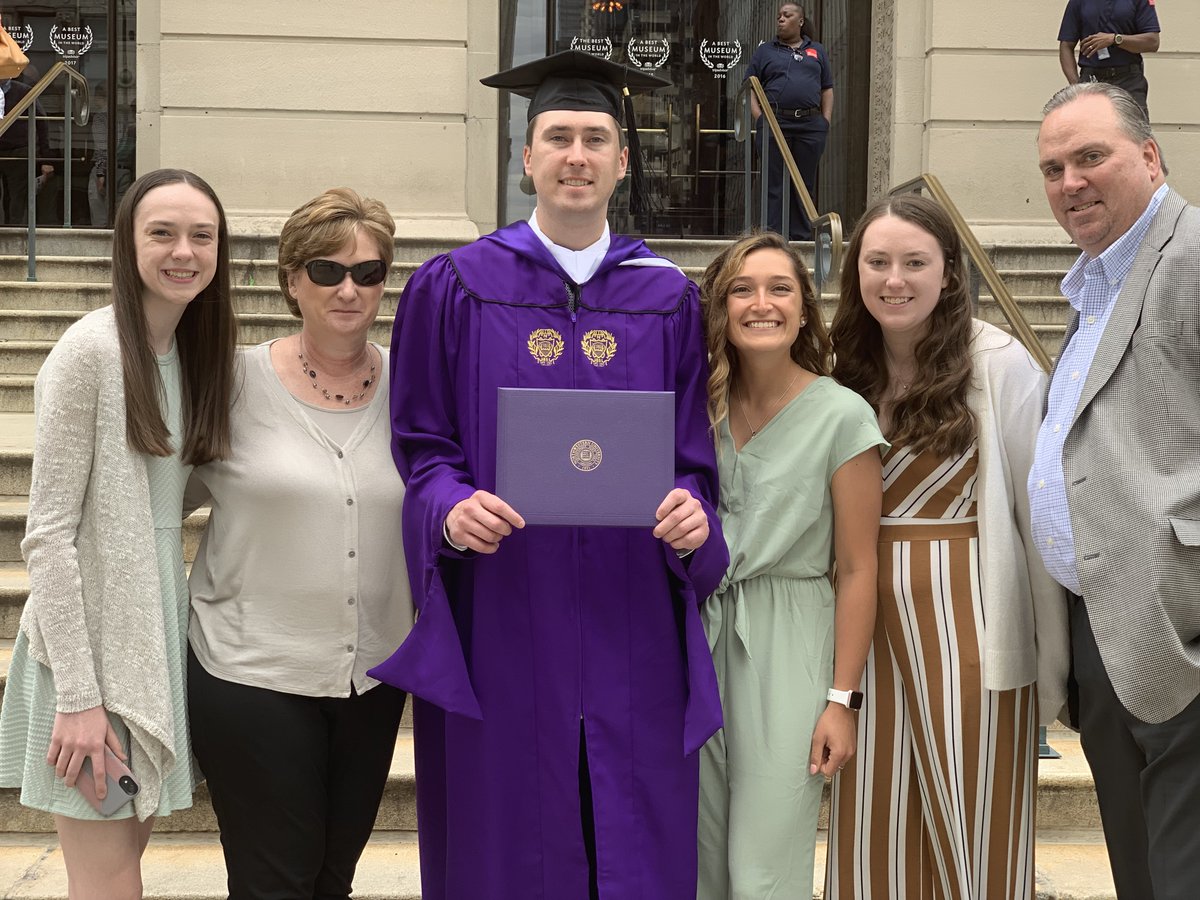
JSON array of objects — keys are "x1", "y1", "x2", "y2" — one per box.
[{"x1": 447, "y1": 490, "x2": 525, "y2": 554}]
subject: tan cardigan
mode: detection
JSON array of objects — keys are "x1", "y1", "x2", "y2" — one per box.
[
  {"x1": 969, "y1": 320, "x2": 1070, "y2": 725},
  {"x1": 20, "y1": 306, "x2": 177, "y2": 819}
]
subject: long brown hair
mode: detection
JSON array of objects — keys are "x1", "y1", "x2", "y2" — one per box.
[
  {"x1": 700, "y1": 231, "x2": 831, "y2": 440},
  {"x1": 112, "y1": 168, "x2": 236, "y2": 465},
  {"x1": 830, "y1": 194, "x2": 975, "y2": 456}
]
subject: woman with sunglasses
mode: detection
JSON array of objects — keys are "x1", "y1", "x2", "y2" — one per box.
[{"x1": 185, "y1": 187, "x2": 413, "y2": 898}]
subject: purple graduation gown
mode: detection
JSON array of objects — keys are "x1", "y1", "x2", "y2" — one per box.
[{"x1": 368, "y1": 221, "x2": 727, "y2": 899}]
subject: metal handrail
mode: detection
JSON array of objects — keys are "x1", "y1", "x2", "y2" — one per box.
[
  {"x1": 734, "y1": 76, "x2": 842, "y2": 297},
  {"x1": 0, "y1": 61, "x2": 91, "y2": 281},
  {"x1": 890, "y1": 174, "x2": 1052, "y2": 373}
]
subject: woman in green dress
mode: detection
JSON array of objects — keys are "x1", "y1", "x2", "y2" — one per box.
[
  {"x1": 0, "y1": 169, "x2": 236, "y2": 898},
  {"x1": 697, "y1": 231, "x2": 886, "y2": 899}
]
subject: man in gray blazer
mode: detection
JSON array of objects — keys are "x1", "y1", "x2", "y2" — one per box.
[{"x1": 1030, "y1": 80, "x2": 1200, "y2": 899}]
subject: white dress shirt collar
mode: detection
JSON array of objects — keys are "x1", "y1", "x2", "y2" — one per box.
[{"x1": 528, "y1": 210, "x2": 611, "y2": 285}]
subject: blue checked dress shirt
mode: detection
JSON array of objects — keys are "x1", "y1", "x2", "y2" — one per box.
[{"x1": 1028, "y1": 184, "x2": 1168, "y2": 594}]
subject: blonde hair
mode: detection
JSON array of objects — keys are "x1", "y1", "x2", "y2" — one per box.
[{"x1": 277, "y1": 188, "x2": 396, "y2": 318}]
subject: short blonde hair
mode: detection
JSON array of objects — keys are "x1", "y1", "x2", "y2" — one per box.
[{"x1": 277, "y1": 187, "x2": 396, "y2": 318}]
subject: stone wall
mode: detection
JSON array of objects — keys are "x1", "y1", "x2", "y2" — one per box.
[
  {"x1": 136, "y1": 0, "x2": 498, "y2": 238},
  {"x1": 130, "y1": 0, "x2": 1196, "y2": 240},
  {"x1": 871, "y1": 0, "x2": 1197, "y2": 241}
]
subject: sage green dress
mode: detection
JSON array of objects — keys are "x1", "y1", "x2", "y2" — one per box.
[
  {"x1": 0, "y1": 345, "x2": 196, "y2": 819},
  {"x1": 697, "y1": 376, "x2": 887, "y2": 899}
]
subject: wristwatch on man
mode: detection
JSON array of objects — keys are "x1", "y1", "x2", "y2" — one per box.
[
  {"x1": 1113, "y1": 33, "x2": 1125, "y2": 46},
  {"x1": 827, "y1": 688, "x2": 864, "y2": 710}
]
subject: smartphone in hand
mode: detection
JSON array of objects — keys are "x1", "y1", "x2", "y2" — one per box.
[{"x1": 76, "y1": 747, "x2": 139, "y2": 816}]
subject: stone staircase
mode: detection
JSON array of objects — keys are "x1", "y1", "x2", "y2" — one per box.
[{"x1": 0, "y1": 228, "x2": 1113, "y2": 899}]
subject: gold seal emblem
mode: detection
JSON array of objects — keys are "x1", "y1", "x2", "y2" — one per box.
[
  {"x1": 580, "y1": 329, "x2": 618, "y2": 367},
  {"x1": 569, "y1": 439, "x2": 603, "y2": 472},
  {"x1": 527, "y1": 328, "x2": 564, "y2": 367}
]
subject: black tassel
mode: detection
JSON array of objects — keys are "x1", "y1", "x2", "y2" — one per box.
[{"x1": 622, "y1": 86, "x2": 655, "y2": 219}]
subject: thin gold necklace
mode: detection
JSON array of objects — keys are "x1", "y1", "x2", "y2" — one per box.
[
  {"x1": 883, "y1": 348, "x2": 916, "y2": 396},
  {"x1": 738, "y1": 369, "x2": 801, "y2": 438},
  {"x1": 298, "y1": 336, "x2": 377, "y2": 406}
]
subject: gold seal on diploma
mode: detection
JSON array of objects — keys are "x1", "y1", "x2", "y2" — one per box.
[
  {"x1": 581, "y1": 329, "x2": 617, "y2": 367},
  {"x1": 527, "y1": 328, "x2": 564, "y2": 366},
  {"x1": 569, "y1": 439, "x2": 603, "y2": 472}
]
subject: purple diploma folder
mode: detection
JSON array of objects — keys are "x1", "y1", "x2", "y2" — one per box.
[{"x1": 496, "y1": 387, "x2": 675, "y2": 527}]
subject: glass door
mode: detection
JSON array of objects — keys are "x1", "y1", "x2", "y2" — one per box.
[
  {"x1": 0, "y1": 0, "x2": 135, "y2": 227},
  {"x1": 499, "y1": 0, "x2": 870, "y2": 238},
  {"x1": 552, "y1": 0, "x2": 757, "y2": 237}
]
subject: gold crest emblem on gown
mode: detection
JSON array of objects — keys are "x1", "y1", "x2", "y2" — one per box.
[
  {"x1": 581, "y1": 329, "x2": 617, "y2": 367},
  {"x1": 527, "y1": 328, "x2": 564, "y2": 366},
  {"x1": 570, "y1": 439, "x2": 603, "y2": 472}
]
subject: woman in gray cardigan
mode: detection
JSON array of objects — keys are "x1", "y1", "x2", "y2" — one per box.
[{"x1": 0, "y1": 169, "x2": 237, "y2": 898}]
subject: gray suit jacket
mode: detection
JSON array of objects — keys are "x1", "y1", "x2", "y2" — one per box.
[{"x1": 1061, "y1": 188, "x2": 1200, "y2": 724}]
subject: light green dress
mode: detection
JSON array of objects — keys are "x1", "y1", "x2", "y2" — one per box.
[
  {"x1": 697, "y1": 376, "x2": 887, "y2": 899},
  {"x1": 0, "y1": 345, "x2": 196, "y2": 819}
]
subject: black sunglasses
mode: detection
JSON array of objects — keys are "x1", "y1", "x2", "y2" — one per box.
[{"x1": 304, "y1": 258, "x2": 388, "y2": 287}]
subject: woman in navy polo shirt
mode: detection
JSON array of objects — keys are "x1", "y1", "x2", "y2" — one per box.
[{"x1": 745, "y1": 3, "x2": 833, "y2": 241}]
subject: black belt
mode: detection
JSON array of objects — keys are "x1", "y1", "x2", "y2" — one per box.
[
  {"x1": 1081, "y1": 62, "x2": 1140, "y2": 79},
  {"x1": 775, "y1": 106, "x2": 821, "y2": 119}
]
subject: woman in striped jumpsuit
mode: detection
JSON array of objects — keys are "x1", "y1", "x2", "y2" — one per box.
[{"x1": 825, "y1": 194, "x2": 1069, "y2": 899}]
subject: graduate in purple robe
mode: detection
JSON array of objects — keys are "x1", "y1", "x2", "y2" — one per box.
[{"x1": 368, "y1": 51, "x2": 728, "y2": 899}]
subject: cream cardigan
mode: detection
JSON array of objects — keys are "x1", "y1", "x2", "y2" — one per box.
[
  {"x1": 969, "y1": 319, "x2": 1070, "y2": 724},
  {"x1": 20, "y1": 306, "x2": 177, "y2": 819}
]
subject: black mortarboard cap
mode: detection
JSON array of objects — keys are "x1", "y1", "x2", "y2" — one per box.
[
  {"x1": 482, "y1": 50, "x2": 670, "y2": 217},
  {"x1": 481, "y1": 49, "x2": 669, "y2": 123}
]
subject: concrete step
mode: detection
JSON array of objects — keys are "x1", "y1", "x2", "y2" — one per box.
[
  {"x1": 0, "y1": 231, "x2": 741, "y2": 269},
  {"x1": 977, "y1": 271, "x2": 1069, "y2": 298},
  {"x1": 0, "y1": 415, "x2": 32, "y2": 498},
  {"x1": 0, "y1": 228, "x2": 469, "y2": 265},
  {"x1": 0, "y1": 622, "x2": 1103, "y2": 833},
  {"x1": 0, "y1": 631, "x2": 1111, "y2": 893},
  {"x1": 987, "y1": 242, "x2": 1081, "y2": 271},
  {"x1": 0, "y1": 501, "x2": 208, "y2": 565},
  {"x1": 0, "y1": 311, "x2": 1066, "y2": 417},
  {"x1": 0, "y1": 227, "x2": 1080, "y2": 278},
  {"x1": 0, "y1": 831, "x2": 421, "y2": 899},
  {"x1": 0, "y1": 311, "x2": 392, "y2": 345},
  {"x1": 0, "y1": 382, "x2": 35, "y2": 417},
  {"x1": 0, "y1": 637, "x2": 424, "y2": 832},
  {"x1": 0, "y1": 346, "x2": 49, "y2": 378},
  {"x1": 0, "y1": 271, "x2": 417, "y2": 308},
  {"x1": 1033, "y1": 831, "x2": 1116, "y2": 900},
  {"x1": 0, "y1": 260, "x2": 1069, "y2": 304},
  {"x1": 0, "y1": 229, "x2": 115, "y2": 259},
  {"x1": 975, "y1": 296, "x2": 1071, "y2": 326},
  {"x1": 0, "y1": 503, "x2": 24, "y2": 564},
  {"x1": 0, "y1": 829, "x2": 1118, "y2": 900},
  {"x1": 813, "y1": 829, "x2": 1114, "y2": 900},
  {"x1": 0, "y1": 568, "x2": 24, "y2": 644},
  {"x1": 0, "y1": 284, "x2": 405, "y2": 317},
  {"x1": 0, "y1": 460, "x2": 31, "y2": 501}
]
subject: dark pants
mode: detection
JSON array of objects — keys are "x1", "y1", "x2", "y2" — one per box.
[
  {"x1": 756, "y1": 115, "x2": 829, "y2": 240},
  {"x1": 1079, "y1": 64, "x2": 1150, "y2": 120},
  {"x1": 188, "y1": 647, "x2": 406, "y2": 900},
  {"x1": 0, "y1": 158, "x2": 32, "y2": 225},
  {"x1": 1070, "y1": 597, "x2": 1200, "y2": 899}
]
